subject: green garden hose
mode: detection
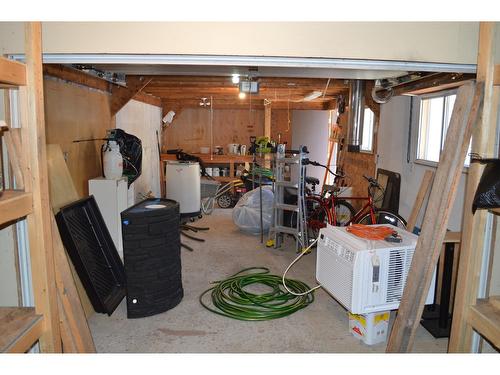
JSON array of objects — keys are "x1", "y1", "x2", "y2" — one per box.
[{"x1": 199, "y1": 267, "x2": 314, "y2": 321}]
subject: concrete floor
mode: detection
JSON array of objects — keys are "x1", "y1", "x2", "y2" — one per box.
[{"x1": 88, "y1": 209, "x2": 447, "y2": 353}]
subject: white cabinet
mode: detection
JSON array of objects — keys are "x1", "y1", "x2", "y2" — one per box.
[{"x1": 89, "y1": 177, "x2": 128, "y2": 258}]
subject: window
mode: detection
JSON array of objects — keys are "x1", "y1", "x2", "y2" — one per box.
[
  {"x1": 360, "y1": 107, "x2": 374, "y2": 152},
  {"x1": 416, "y1": 91, "x2": 470, "y2": 166}
]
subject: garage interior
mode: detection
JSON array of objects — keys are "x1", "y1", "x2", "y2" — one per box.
[{"x1": 0, "y1": 21, "x2": 499, "y2": 356}]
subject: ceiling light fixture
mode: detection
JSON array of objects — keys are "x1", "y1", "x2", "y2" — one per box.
[
  {"x1": 231, "y1": 74, "x2": 240, "y2": 84},
  {"x1": 303, "y1": 91, "x2": 323, "y2": 102},
  {"x1": 238, "y1": 92, "x2": 246, "y2": 100},
  {"x1": 199, "y1": 97, "x2": 211, "y2": 107}
]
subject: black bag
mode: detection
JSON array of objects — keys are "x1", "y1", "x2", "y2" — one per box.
[{"x1": 471, "y1": 157, "x2": 500, "y2": 214}]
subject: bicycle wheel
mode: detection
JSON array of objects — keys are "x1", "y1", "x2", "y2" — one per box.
[
  {"x1": 333, "y1": 200, "x2": 355, "y2": 226},
  {"x1": 356, "y1": 209, "x2": 407, "y2": 229},
  {"x1": 369, "y1": 184, "x2": 385, "y2": 209},
  {"x1": 305, "y1": 197, "x2": 331, "y2": 240}
]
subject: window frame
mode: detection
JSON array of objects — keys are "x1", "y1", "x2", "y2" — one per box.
[
  {"x1": 412, "y1": 88, "x2": 469, "y2": 171},
  {"x1": 360, "y1": 106, "x2": 376, "y2": 154}
]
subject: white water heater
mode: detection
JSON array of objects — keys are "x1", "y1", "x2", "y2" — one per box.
[
  {"x1": 316, "y1": 224, "x2": 435, "y2": 314},
  {"x1": 165, "y1": 161, "x2": 201, "y2": 217}
]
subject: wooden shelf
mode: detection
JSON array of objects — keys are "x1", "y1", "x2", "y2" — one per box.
[
  {"x1": 0, "y1": 307, "x2": 44, "y2": 353},
  {"x1": 0, "y1": 57, "x2": 26, "y2": 87},
  {"x1": 0, "y1": 190, "x2": 33, "y2": 226},
  {"x1": 467, "y1": 296, "x2": 500, "y2": 349},
  {"x1": 161, "y1": 153, "x2": 253, "y2": 164}
]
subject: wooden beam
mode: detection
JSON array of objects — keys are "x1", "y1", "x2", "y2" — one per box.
[
  {"x1": 110, "y1": 76, "x2": 152, "y2": 116},
  {"x1": 133, "y1": 91, "x2": 162, "y2": 107},
  {"x1": 43, "y1": 64, "x2": 111, "y2": 92},
  {"x1": 0, "y1": 307, "x2": 44, "y2": 353},
  {"x1": 3, "y1": 127, "x2": 26, "y2": 190},
  {"x1": 22, "y1": 22, "x2": 62, "y2": 352},
  {"x1": 52, "y1": 215, "x2": 96, "y2": 353},
  {"x1": 449, "y1": 22, "x2": 498, "y2": 353},
  {"x1": 389, "y1": 73, "x2": 476, "y2": 96},
  {"x1": 466, "y1": 296, "x2": 500, "y2": 349},
  {"x1": 386, "y1": 81, "x2": 483, "y2": 352},
  {"x1": 0, "y1": 56, "x2": 26, "y2": 86},
  {"x1": 406, "y1": 170, "x2": 434, "y2": 232},
  {"x1": 494, "y1": 65, "x2": 500, "y2": 86}
]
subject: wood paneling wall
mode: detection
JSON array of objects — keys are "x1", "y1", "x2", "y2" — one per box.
[
  {"x1": 44, "y1": 77, "x2": 114, "y2": 197},
  {"x1": 162, "y1": 107, "x2": 292, "y2": 154}
]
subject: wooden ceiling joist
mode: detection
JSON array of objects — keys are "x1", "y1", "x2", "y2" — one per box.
[{"x1": 388, "y1": 72, "x2": 476, "y2": 96}]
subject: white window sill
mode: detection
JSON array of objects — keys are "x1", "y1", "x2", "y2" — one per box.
[{"x1": 414, "y1": 159, "x2": 469, "y2": 174}]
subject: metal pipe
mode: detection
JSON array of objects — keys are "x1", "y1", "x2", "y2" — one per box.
[{"x1": 347, "y1": 80, "x2": 365, "y2": 152}]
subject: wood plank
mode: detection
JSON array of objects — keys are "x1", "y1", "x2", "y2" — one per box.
[
  {"x1": 52, "y1": 215, "x2": 96, "y2": 353},
  {"x1": 22, "y1": 22, "x2": 61, "y2": 352},
  {"x1": 3, "y1": 127, "x2": 26, "y2": 189},
  {"x1": 46, "y1": 144, "x2": 95, "y2": 318},
  {"x1": 467, "y1": 296, "x2": 500, "y2": 349},
  {"x1": 406, "y1": 170, "x2": 434, "y2": 232},
  {"x1": 494, "y1": 65, "x2": 500, "y2": 86},
  {"x1": 392, "y1": 73, "x2": 475, "y2": 96},
  {"x1": 0, "y1": 307, "x2": 44, "y2": 353},
  {"x1": 133, "y1": 91, "x2": 162, "y2": 107},
  {"x1": 386, "y1": 81, "x2": 483, "y2": 352},
  {"x1": 57, "y1": 295, "x2": 77, "y2": 353},
  {"x1": 0, "y1": 190, "x2": 33, "y2": 226},
  {"x1": 46, "y1": 144, "x2": 80, "y2": 213},
  {"x1": 449, "y1": 22, "x2": 498, "y2": 353},
  {"x1": 0, "y1": 56, "x2": 26, "y2": 86},
  {"x1": 43, "y1": 64, "x2": 111, "y2": 92}
]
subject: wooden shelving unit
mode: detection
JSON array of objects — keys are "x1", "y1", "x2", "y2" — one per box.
[
  {"x1": 0, "y1": 307, "x2": 44, "y2": 353},
  {"x1": 0, "y1": 23, "x2": 62, "y2": 353},
  {"x1": 467, "y1": 296, "x2": 500, "y2": 349},
  {"x1": 0, "y1": 190, "x2": 33, "y2": 225},
  {"x1": 161, "y1": 153, "x2": 253, "y2": 185}
]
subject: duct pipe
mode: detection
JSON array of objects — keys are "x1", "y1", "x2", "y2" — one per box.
[{"x1": 347, "y1": 80, "x2": 365, "y2": 153}]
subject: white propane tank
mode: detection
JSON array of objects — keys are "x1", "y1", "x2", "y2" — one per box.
[
  {"x1": 103, "y1": 141, "x2": 124, "y2": 179},
  {"x1": 165, "y1": 161, "x2": 201, "y2": 217}
]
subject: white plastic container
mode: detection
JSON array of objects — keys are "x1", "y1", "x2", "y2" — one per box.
[
  {"x1": 165, "y1": 161, "x2": 201, "y2": 216},
  {"x1": 103, "y1": 141, "x2": 123, "y2": 179},
  {"x1": 348, "y1": 311, "x2": 390, "y2": 345}
]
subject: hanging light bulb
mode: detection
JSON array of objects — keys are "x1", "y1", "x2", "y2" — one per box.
[
  {"x1": 238, "y1": 92, "x2": 246, "y2": 100},
  {"x1": 232, "y1": 74, "x2": 240, "y2": 84}
]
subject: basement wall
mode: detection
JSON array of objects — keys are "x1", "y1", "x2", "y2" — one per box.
[
  {"x1": 44, "y1": 76, "x2": 114, "y2": 197},
  {"x1": 377, "y1": 95, "x2": 467, "y2": 231},
  {"x1": 291, "y1": 110, "x2": 329, "y2": 191},
  {"x1": 163, "y1": 108, "x2": 282, "y2": 154},
  {"x1": 0, "y1": 22, "x2": 488, "y2": 65}
]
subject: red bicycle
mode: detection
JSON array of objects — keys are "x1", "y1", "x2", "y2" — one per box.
[{"x1": 305, "y1": 173, "x2": 406, "y2": 239}]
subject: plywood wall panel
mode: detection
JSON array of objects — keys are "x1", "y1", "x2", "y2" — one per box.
[
  {"x1": 162, "y1": 108, "x2": 265, "y2": 154},
  {"x1": 44, "y1": 77, "x2": 114, "y2": 197}
]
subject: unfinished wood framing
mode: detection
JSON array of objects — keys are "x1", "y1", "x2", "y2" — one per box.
[
  {"x1": 0, "y1": 56, "x2": 27, "y2": 87},
  {"x1": 406, "y1": 170, "x2": 434, "y2": 232},
  {"x1": 109, "y1": 76, "x2": 152, "y2": 116},
  {"x1": 0, "y1": 307, "x2": 44, "y2": 353},
  {"x1": 51, "y1": 216, "x2": 95, "y2": 353},
  {"x1": 386, "y1": 81, "x2": 483, "y2": 352},
  {"x1": 449, "y1": 22, "x2": 499, "y2": 353},
  {"x1": 20, "y1": 22, "x2": 62, "y2": 352}
]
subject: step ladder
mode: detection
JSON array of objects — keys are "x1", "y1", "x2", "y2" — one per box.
[{"x1": 270, "y1": 146, "x2": 309, "y2": 252}]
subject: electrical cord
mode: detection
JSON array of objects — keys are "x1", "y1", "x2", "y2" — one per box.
[
  {"x1": 199, "y1": 267, "x2": 314, "y2": 321},
  {"x1": 282, "y1": 238, "x2": 322, "y2": 296}
]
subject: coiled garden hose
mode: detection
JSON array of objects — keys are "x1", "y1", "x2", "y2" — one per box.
[{"x1": 199, "y1": 267, "x2": 314, "y2": 321}]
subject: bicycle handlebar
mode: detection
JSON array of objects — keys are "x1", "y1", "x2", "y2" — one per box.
[
  {"x1": 307, "y1": 160, "x2": 345, "y2": 178},
  {"x1": 363, "y1": 175, "x2": 381, "y2": 188}
]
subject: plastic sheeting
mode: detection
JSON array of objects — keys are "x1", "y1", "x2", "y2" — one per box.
[{"x1": 232, "y1": 186, "x2": 274, "y2": 235}]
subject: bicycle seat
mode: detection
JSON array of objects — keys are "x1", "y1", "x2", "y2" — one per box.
[{"x1": 305, "y1": 176, "x2": 320, "y2": 185}]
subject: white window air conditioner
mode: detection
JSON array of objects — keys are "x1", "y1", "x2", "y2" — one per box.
[{"x1": 316, "y1": 224, "x2": 435, "y2": 314}]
